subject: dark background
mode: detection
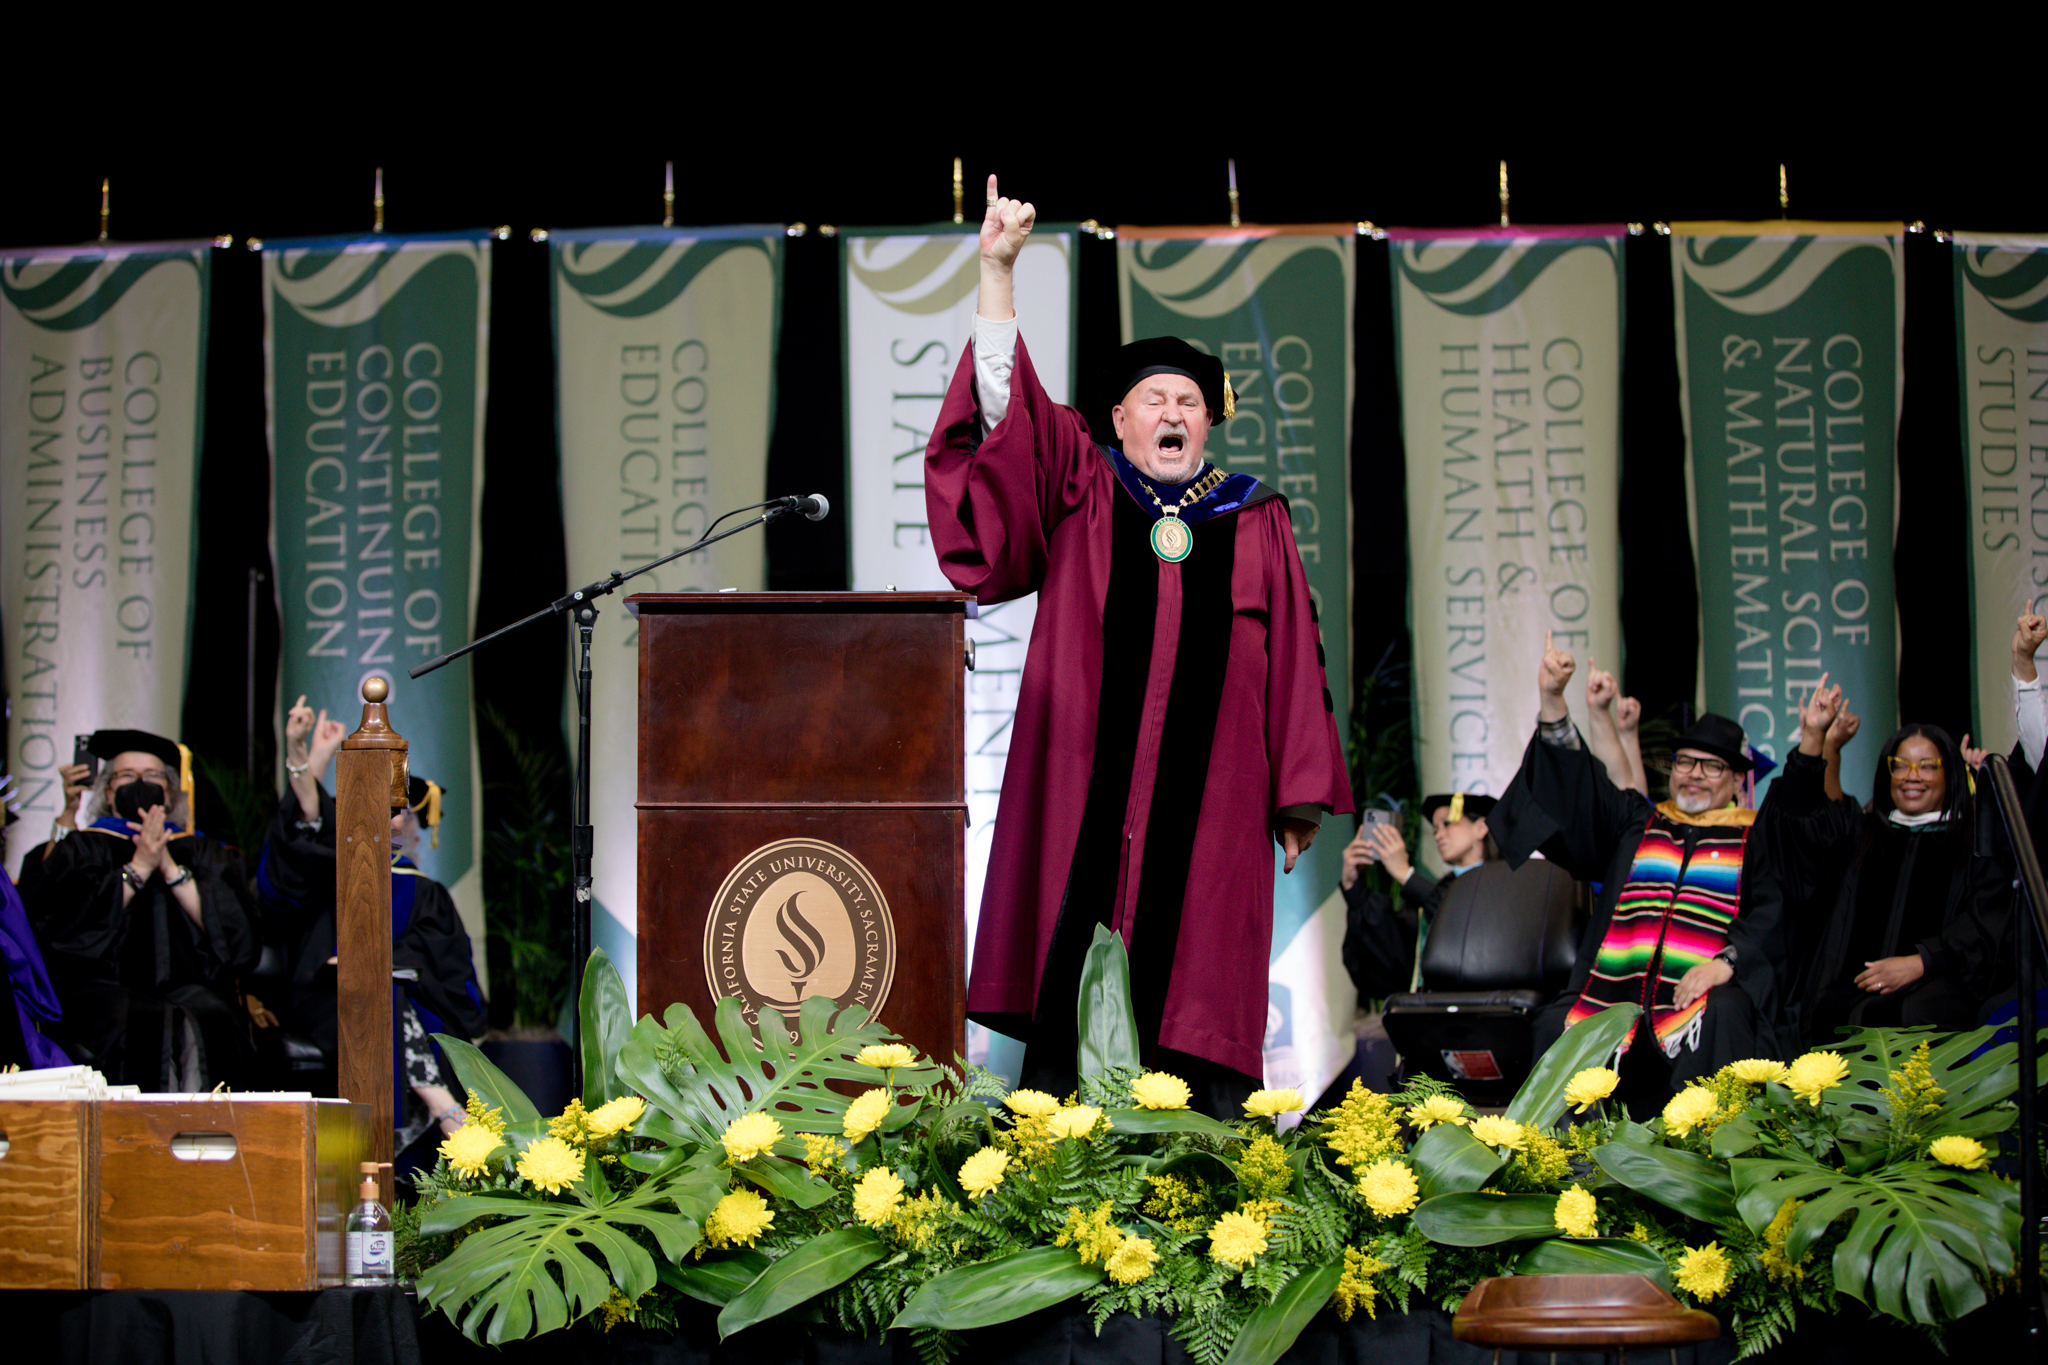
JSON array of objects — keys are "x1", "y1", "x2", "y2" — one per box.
[{"x1": 4, "y1": 70, "x2": 2033, "y2": 983}]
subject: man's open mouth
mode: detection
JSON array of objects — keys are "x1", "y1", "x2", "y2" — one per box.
[{"x1": 1159, "y1": 434, "x2": 1185, "y2": 453}]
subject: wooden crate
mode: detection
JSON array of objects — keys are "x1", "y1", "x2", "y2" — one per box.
[
  {"x1": 0, "y1": 1099, "x2": 95, "y2": 1288},
  {"x1": 97, "y1": 1098, "x2": 370, "y2": 1290}
]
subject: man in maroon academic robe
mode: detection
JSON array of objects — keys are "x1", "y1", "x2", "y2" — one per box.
[{"x1": 924, "y1": 175, "x2": 1353, "y2": 1114}]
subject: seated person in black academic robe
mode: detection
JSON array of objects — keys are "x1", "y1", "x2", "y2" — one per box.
[
  {"x1": 1341, "y1": 794, "x2": 1498, "y2": 999},
  {"x1": 1766, "y1": 683, "x2": 2012, "y2": 1042},
  {"x1": 256, "y1": 696, "x2": 485, "y2": 1148},
  {"x1": 1492, "y1": 636, "x2": 1792, "y2": 1107},
  {"x1": 18, "y1": 729, "x2": 258, "y2": 1090}
]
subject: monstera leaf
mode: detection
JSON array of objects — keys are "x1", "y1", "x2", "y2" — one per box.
[
  {"x1": 433, "y1": 1037, "x2": 548, "y2": 1148},
  {"x1": 415, "y1": 1161, "x2": 725, "y2": 1344},
  {"x1": 1732, "y1": 1156, "x2": 2018, "y2": 1324},
  {"x1": 616, "y1": 990, "x2": 940, "y2": 1148},
  {"x1": 1821, "y1": 1023, "x2": 2047, "y2": 1138}
]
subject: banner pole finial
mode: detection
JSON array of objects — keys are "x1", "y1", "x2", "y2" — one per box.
[
  {"x1": 1228, "y1": 158, "x2": 1241, "y2": 228},
  {"x1": 1499, "y1": 159, "x2": 1509, "y2": 228},
  {"x1": 98, "y1": 177, "x2": 109, "y2": 243},
  {"x1": 374, "y1": 166, "x2": 385, "y2": 234},
  {"x1": 663, "y1": 160, "x2": 675, "y2": 228},
  {"x1": 1779, "y1": 163, "x2": 1788, "y2": 219},
  {"x1": 952, "y1": 157, "x2": 963, "y2": 225}
]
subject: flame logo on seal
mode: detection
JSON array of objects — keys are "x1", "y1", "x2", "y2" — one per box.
[{"x1": 771, "y1": 892, "x2": 828, "y2": 1002}]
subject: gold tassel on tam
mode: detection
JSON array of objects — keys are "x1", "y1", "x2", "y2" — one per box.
[
  {"x1": 1447, "y1": 792, "x2": 1465, "y2": 824},
  {"x1": 412, "y1": 779, "x2": 444, "y2": 848},
  {"x1": 176, "y1": 742, "x2": 198, "y2": 826},
  {"x1": 1222, "y1": 372, "x2": 1236, "y2": 421}
]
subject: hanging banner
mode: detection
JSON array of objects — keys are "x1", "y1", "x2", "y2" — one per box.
[
  {"x1": 1673, "y1": 224, "x2": 1901, "y2": 802},
  {"x1": 841, "y1": 223, "x2": 1076, "y2": 1077},
  {"x1": 1118, "y1": 226, "x2": 1355, "y2": 1102},
  {"x1": 1955, "y1": 234, "x2": 2048, "y2": 757},
  {"x1": 2, "y1": 241, "x2": 210, "y2": 875},
  {"x1": 1391, "y1": 228, "x2": 1626, "y2": 801},
  {"x1": 551, "y1": 225, "x2": 782, "y2": 1015},
  {"x1": 263, "y1": 232, "x2": 490, "y2": 988}
]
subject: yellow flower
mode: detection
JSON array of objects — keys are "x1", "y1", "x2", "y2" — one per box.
[
  {"x1": 438, "y1": 1121, "x2": 504, "y2": 1178},
  {"x1": 1469, "y1": 1115, "x2": 1525, "y2": 1150},
  {"x1": 800, "y1": 1132, "x2": 842, "y2": 1172},
  {"x1": 852, "y1": 1166, "x2": 905, "y2": 1225},
  {"x1": 703, "y1": 1188, "x2": 775, "y2": 1248},
  {"x1": 1003, "y1": 1088, "x2": 1060, "y2": 1119},
  {"x1": 1727, "y1": 1058, "x2": 1789, "y2": 1085},
  {"x1": 1243, "y1": 1088, "x2": 1306, "y2": 1118},
  {"x1": 890, "y1": 1190, "x2": 951, "y2": 1249},
  {"x1": 548, "y1": 1098, "x2": 591, "y2": 1147},
  {"x1": 1673, "y1": 1242, "x2": 1732, "y2": 1301},
  {"x1": 1129, "y1": 1071, "x2": 1192, "y2": 1110},
  {"x1": 586, "y1": 1095, "x2": 646, "y2": 1140},
  {"x1": 1235, "y1": 1134, "x2": 1294, "y2": 1200},
  {"x1": 842, "y1": 1087, "x2": 893, "y2": 1143},
  {"x1": 464, "y1": 1092, "x2": 506, "y2": 1137},
  {"x1": 1564, "y1": 1067, "x2": 1620, "y2": 1113},
  {"x1": 1207, "y1": 1209, "x2": 1269, "y2": 1267},
  {"x1": 1358, "y1": 1158, "x2": 1420, "y2": 1217},
  {"x1": 1554, "y1": 1186, "x2": 1598, "y2": 1238},
  {"x1": 856, "y1": 1043, "x2": 919, "y2": 1071},
  {"x1": 1105, "y1": 1235, "x2": 1160, "y2": 1285},
  {"x1": 1055, "y1": 1201, "x2": 1126, "y2": 1265},
  {"x1": 1662, "y1": 1087, "x2": 1720, "y2": 1138},
  {"x1": 1321, "y1": 1081, "x2": 1405, "y2": 1171},
  {"x1": 1760, "y1": 1197, "x2": 1811, "y2": 1284},
  {"x1": 958, "y1": 1147, "x2": 1010, "y2": 1198},
  {"x1": 1930, "y1": 1135, "x2": 1989, "y2": 1170},
  {"x1": 1332, "y1": 1246, "x2": 1390, "y2": 1322},
  {"x1": 516, "y1": 1136, "x2": 585, "y2": 1194},
  {"x1": 720, "y1": 1111, "x2": 784, "y2": 1163},
  {"x1": 1048, "y1": 1105, "x2": 1106, "y2": 1140},
  {"x1": 1407, "y1": 1095, "x2": 1469, "y2": 1131},
  {"x1": 1785, "y1": 1051, "x2": 1850, "y2": 1106}
]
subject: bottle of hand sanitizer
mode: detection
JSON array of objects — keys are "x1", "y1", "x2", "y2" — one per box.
[{"x1": 345, "y1": 1161, "x2": 394, "y2": 1285}]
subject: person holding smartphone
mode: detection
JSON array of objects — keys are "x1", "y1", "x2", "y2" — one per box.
[{"x1": 1341, "y1": 795, "x2": 1497, "y2": 1000}]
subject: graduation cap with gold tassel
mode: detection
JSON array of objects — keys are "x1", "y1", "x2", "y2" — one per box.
[{"x1": 406, "y1": 775, "x2": 445, "y2": 848}]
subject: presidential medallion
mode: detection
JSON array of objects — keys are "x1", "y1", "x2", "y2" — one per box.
[{"x1": 1150, "y1": 514, "x2": 1192, "y2": 563}]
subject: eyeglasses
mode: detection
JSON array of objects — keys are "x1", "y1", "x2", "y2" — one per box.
[
  {"x1": 1670, "y1": 754, "x2": 1730, "y2": 779},
  {"x1": 1887, "y1": 755, "x2": 1944, "y2": 778},
  {"x1": 110, "y1": 767, "x2": 172, "y2": 788}
]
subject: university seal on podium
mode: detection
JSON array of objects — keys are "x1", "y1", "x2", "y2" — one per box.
[{"x1": 702, "y1": 838, "x2": 897, "y2": 1032}]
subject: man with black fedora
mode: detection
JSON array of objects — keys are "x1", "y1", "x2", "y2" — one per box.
[
  {"x1": 18, "y1": 726, "x2": 259, "y2": 1089},
  {"x1": 925, "y1": 175, "x2": 1352, "y2": 1115},
  {"x1": 1490, "y1": 635, "x2": 1792, "y2": 1105}
]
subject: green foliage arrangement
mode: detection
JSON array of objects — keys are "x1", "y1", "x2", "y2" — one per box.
[{"x1": 402, "y1": 933, "x2": 2036, "y2": 1361}]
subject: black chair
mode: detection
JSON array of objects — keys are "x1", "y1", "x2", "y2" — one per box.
[
  {"x1": 1380, "y1": 859, "x2": 1586, "y2": 1106},
  {"x1": 243, "y1": 942, "x2": 334, "y2": 1094}
]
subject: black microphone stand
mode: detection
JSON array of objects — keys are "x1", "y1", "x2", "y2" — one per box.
[
  {"x1": 1984, "y1": 753, "x2": 2047, "y2": 1359},
  {"x1": 410, "y1": 498, "x2": 816, "y2": 1092}
]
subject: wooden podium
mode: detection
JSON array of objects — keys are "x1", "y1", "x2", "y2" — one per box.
[{"x1": 629, "y1": 591, "x2": 970, "y2": 1065}]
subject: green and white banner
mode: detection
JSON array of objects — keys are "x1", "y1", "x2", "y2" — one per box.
[
  {"x1": 841, "y1": 223, "x2": 1075, "y2": 1080},
  {"x1": 2, "y1": 242, "x2": 210, "y2": 876},
  {"x1": 552, "y1": 226, "x2": 782, "y2": 1014},
  {"x1": 1955, "y1": 234, "x2": 2048, "y2": 758},
  {"x1": 263, "y1": 232, "x2": 490, "y2": 988},
  {"x1": 1118, "y1": 227, "x2": 1355, "y2": 1102},
  {"x1": 1392, "y1": 228, "x2": 1625, "y2": 802},
  {"x1": 1674, "y1": 224, "x2": 1902, "y2": 801}
]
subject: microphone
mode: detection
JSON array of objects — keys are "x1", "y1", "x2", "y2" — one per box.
[{"x1": 773, "y1": 493, "x2": 830, "y2": 522}]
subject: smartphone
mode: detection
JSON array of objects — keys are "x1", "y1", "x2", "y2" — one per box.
[
  {"x1": 1356, "y1": 808, "x2": 1393, "y2": 860},
  {"x1": 73, "y1": 735, "x2": 98, "y2": 783}
]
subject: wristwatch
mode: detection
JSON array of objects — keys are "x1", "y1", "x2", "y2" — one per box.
[{"x1": 163, "y1": 863, "x2": 195, "y2": 890}]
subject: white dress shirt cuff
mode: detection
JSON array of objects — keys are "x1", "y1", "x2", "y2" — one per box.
[{"x1": 973, "y1": 312, "x2": 1019, "y2": 436}]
